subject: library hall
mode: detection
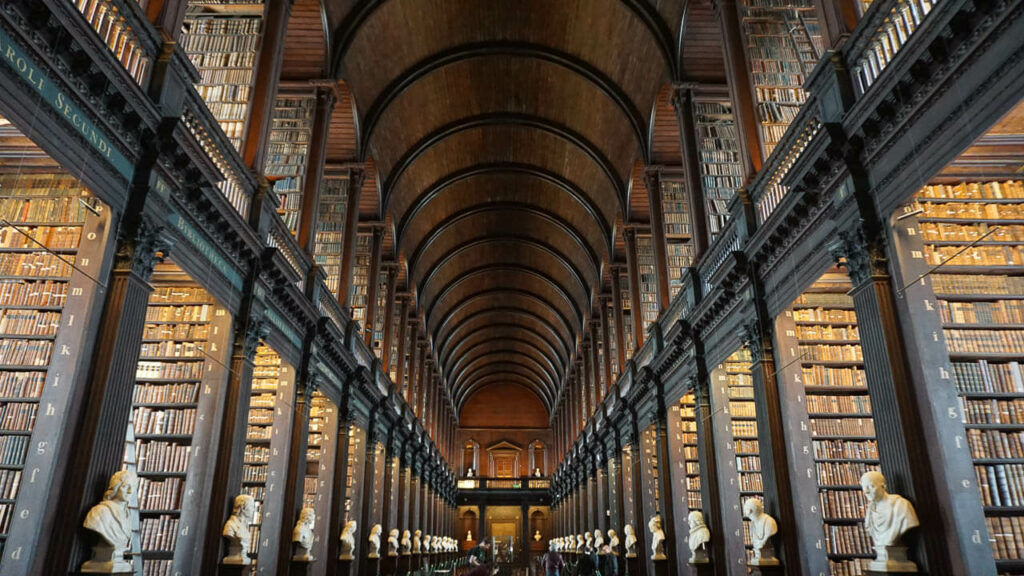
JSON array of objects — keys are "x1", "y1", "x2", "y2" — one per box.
[{"x1": 0, "y1": 0, "x2": 1021, "y2": 574}]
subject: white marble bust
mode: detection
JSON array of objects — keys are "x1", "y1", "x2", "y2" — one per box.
[
  {"x1": 81, "y1": 470, "x2": 136, "y2": 573},
  {"x1": 368, "y1": 524, "x2": 383, "y2": 559},
  {"x1": 584, "y1": 531, "x2": 594, "y2": 553},
  {"x1": 743, "y1": 499, "x2": 779, "y2": 565},
  {"x1": 423, "y1": 534, "x2": 431, "y2": 554},
  {"x1": 401, "y1": 529, "x2": 412, "y2": 555},
  {"x1": 861, "y1": 471, "x2": 920, "y2": 572},
  {"x1": 576, "y1": 533, "x2": 584, "y2": 553},
  {"x1": 624, "y1": 524, "x2": 638, "y2": 558},
  {"x1": 387, "y1": 528, "x2": 400, "y2": 556},
  {"x1": 648, "y1": 515, "x2": 667, "y2": 561},
  {"x1": 222, "y1": 494, "x2": 256, "y2": 565},
  {"x1": 535, "y1": 530, "x2": 543, "y2": 542},
  {"x1": 687, "y1": 511, "x2": 711, "y2": 564},
  {"x1": 292, "y1": 508, "x2": 316, "y2": 562},
  {"x1": 607, "y1": 529, "x2": 620, "y2": 555},
  {"x1": 466, "y1": 529, "x2": 473, "y2": 542},
  {"x1": 339, "y1": 520, "x2": 357, "y2": 560},
  {"x1": 413, "y1": 529, "x2": 422, "y2": 554}
]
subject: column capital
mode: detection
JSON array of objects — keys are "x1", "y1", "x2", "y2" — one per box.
[
  {"x1": 827, "y1": 225, "x2": 888, "y2": 287},
  {"x1": 115, "y1": 216, "x2": 170, "y2": 280}
]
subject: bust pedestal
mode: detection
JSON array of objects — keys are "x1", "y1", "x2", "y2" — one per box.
[
  {"x1": 336, "y1": 556, "x2": 354, "y2": 576},
  {"x1": 650, "y1": 557, "x2": 668, "y2": 576},
  {"x1": 867, "y1": 545, "x2": 918, "y2": 573},
  {"x1": 381, "y1": 554, "x2": 398, "y2": 576},
  {"x1": 624, "y1": 555, "x2": 640, "y2": 576},
  {"x1": 288, "y1": 560, "x2": 311, "y2": 576},
  {"x1": 689, "y1": 556, "x2": 714, "y2": 576},
  {"x1": 748, "y1": 563, "x2": 784, "y2": 576},
  {"x1": 219, "y1": 564, "x2": 253, "y2": 576}
]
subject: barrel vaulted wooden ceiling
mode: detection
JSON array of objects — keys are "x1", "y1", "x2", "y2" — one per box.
[{"x1": 282, "y1": 0, "x2": 725, "y2": 418}]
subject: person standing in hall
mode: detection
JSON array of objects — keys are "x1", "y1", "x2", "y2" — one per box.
[
  {"x1": 598, "y1": 544, "x2": 618, "y2": 576},
  {"x1": 575, "y1": 546, "x2": 597, "y2": 576},
  {"x1": 541, "y1": 541, "x2": 565, "y2": 576}
]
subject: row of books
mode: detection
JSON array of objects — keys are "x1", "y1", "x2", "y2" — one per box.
[
  {"x1": 736, "y1": 456, "x2": 761, "y2": 472},
  {"x1": 729, "y1": 401, "x2": 757, "y2": 418},
  {"x1": 0, "y1": 173, "x2": 82, "y2": 193},
  {"x1": 142, "y1": 560, "x2": 173, "y2": 576},
  {"x1": 0, "y1": 198, "x2": 89, "y2": 222},
  {"x1": 0, "y1": 253, "x2": 74, "y2": 278},
  {"x1": 732, "y1": 421, "x2": 758, "y2": 437},
  {"x1": 975, "y1": 463, "x2": 1024, "y2": 507},
  {"x1": 0, "y1": 403, "x2": 37, "y2": 431},
  {"x1": 829, "y1": 559, "x2": 866, "y2": 576},
  {"x1": 145, "y1": 305, "x2": 214, "y2": 323},
  {"x1": 813, "y1": 439, "x2": 879, "y2": 460},
  {"x1": 825, "y1": 523, "x2": 871, "y2": 555},
  {"x1": 810, "y1": 418, "x2": 875, "y2": 437},
  {"x1": 0, "y1": 371, "x2": 45, "y2": 398},
  {"x1": 953, "y1": 361, "x2": 1024, "y2": 393},
  {"x1": 243, "y1": 465, "x2": 268, "y2": 483},
  {"x1": 932, "y1": 274, "x2": 1024, "y2": 296},
  {"x1": 987, "y1": 516, "x2": 1024, "y2": 560},
  {"x1": 137, "y1": 441, "x2": 193, "y2": 473},
  {"x1": 919, "y1": 201, "x2": 1024, "y2": 220},
  {"x1": 140, "y1": 515, "x2": 179, "y2": 551},
  {"x1": 918, "y1": 181, "x2": 1024, "y2": 200},
  {"x1": 244, "y1": 444, "x2": 270, "y2": 462},
  {"x1": 0, "y1": 310, "x2": 61, "y2": 336},
  {"x1": 793, "y1": 293, "x2": 855, "y2": 308},
  {"x1": 138, "y1": 476, "x2": 185, "y2": 510},
  {"x1": 133, "y1": 383, "x2": 199, "y2": 405},
  {"x1": 817, "y1": 461, "x2": 878, "y2": 486},
  {"x1": 0, "y1": 226, "x2": 81, "y2": 250},
  {"x1": 819, "y1": 488, "x2": 866, "y2": 519},
  {"x1": 246, "y1": 424, "x2": 271, "y2": 440},
  {"x1": 0, "y1": 280, "x2": 68, "y2": 307},
  {"x1": 943, "y1": 329, "x2": 1024, "y2": 354},
  {"x1": 136, "y1": 361, "x2": 204, "y2": 380},
  {"x1": 962, "y1": 398, "x2": 1024, "y2": 425},
  {"x1": 926, "y1": 245, "x2": 1024, "y2": 267},
  {"x1": 132, "y1": 407, "x2": 197, "y2": 436},
  {"x1": 966, "y1": 429, "x2": 1024, "y2": 459},
  {"x1": 798, "y1": 344, "x2": 864, "y2": 362},
  {"x1": 796, "y1": 325, "x2": 860, "y2": 340},
  {"x1": 150, "y1": 287, "x2": 212, "y2": 303},
  {"x1": 939, "y1": 300, "x2": 1024, "y2": 324},
  {"x1": 143, "y1": 322, "x2": 210, "y2": 341},
  {"x1": 739, "y1": 473, "x2": 764, "y2": 492},
  {"x1": 187, "y1": 51, "x2": 255, "y2": 69},
  {"x1": 0, "y1": 339, "x2": 52, "y2": 366},
  {"x1": 802, "y1": 366, "x2": 867, "y2": 388},
  {"x1": 0, "y1": 436, "x2": 28, "y2": 465},
  {"x1": 0, "y1": 469, "x2": 21, "y2": 500},
  {"x1": 920, "y1": 223, "x2": 1024, "y2": 243},
  {"x1": 806, "y1": 394, "x2": 872, "y2": 414},
  {"x1": 140, "y1": 341, "x2": 207, "y2": 358}
]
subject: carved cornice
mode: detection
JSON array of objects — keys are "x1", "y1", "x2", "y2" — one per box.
[
  {"x1": 826, "y1": 225, "x2": 887, "y2": 287},
  {"x1": 115, "y1": 217, "x2": 170, "y2": 280}
]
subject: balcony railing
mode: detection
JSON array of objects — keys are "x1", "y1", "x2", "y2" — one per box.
[
  {"x1": 456, "y1": 477, "x2": 551, "y2": 490},
  {"x1": 850, "y1": 0, "x2": 940, "y2": 95},
  {"x1": 69, "y1": 0, "x2": 156, "y2": 86}
]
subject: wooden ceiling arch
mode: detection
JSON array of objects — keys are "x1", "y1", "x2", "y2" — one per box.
[
  {"x1": 327, "y1": 0, "x2": 686, "y2": 415},
  {"x1": 432, "y1": 296, "x2": 576, "y2": 358}
]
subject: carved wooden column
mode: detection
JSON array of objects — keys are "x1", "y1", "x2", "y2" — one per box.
[
  {"x1": 379, "y1": 264, "x2": 398, "y2": 369},
  {"x1": 590, "y1": 323, "x2": 603, "y2": 404},
  {"x1": 358, "y1": 413, "x2": 385, "y2": 576},
  {"x1": 649, "y1": 374, "x2": 683, "y2": 576},
  {"x1": 408, "y1": 338, "x2": 423, "y2": 406},
  {"x1": 623, "y1": 228, "x2": 645, "y2": 349},
  {"x1": 50, "y1": 219, "x2": 166, "y2": 573},
  {"x1": 828, "y1": 228, "x2": 957, "y2": 574},
  {"x1": 297, "y1": 86, "x2": 337, "y2": 256},
  {"x1": 363, "y1": 225, "x2": 385, "y2": 347},
  {"x1": 663, "y1": 381, "x2": 695, "y2": 576},
  {"x1": 691, "y1": 369, "x2": 727, "y2": 574},
  {"x1": 624, "y1": 416, "x2": 649, "y2": 576},
  {"x1": 394, "y1": 297, "x2": 411, "y2": 392},
  {"x1": 279, "y1": 375, "x2": 316, "y2": 575},
  {"x1": 711, "y1": 0, "x2": 764, "y2": 179},
  {"x1": 610, "y1": 266, "x2": 627, "y2": 374},
  {"x1": 242, "y1": 0, "x2": 293, "y2": 172},
  {"x1": 669, "y1": 87, "x2": 711, "y2": 258},
  {"x1": 325, "y1": 390, "x2": 353, "y2": 576},
  {"x1": 599, "y1": 295, "x2": 613, "y2": 392},
  {"x1": 740, "y1": 320, "x2": 799, "y2": 574},
  {"x1": 644, "y1": 168, "x2": 673, "y2": 310},
  {"x1": 337, "y1": 168, "x2": 365, "y2": 306}
]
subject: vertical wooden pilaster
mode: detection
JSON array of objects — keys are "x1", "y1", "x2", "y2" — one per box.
[
  {"x1": 611, "y1": 268, "x2": 627, "y2": 374},
  {"x1": 242, "y1": 0, "x2": 293, "y2": 172},
  {"x1": 711, "y1": 0, "x2": 764, "y2": 179},
  {"x1": 590, "y1": 324, "x2": 603, "y2": 404},
  {"x1": 297, "y1": 86, "x2": 337, "y2": 256},
  {"x1": 379, "y1": 264, "x2": 398, "y2": 369},
  {"x1": 394, "y1": 297, "x2": 410, "y2": 392},
  {"x1": 600, "y1": 295, "x2": 613, "y2": 392},
  {"x1": 49, "y1": 220, "x2": 165, "y2": 573},
  {"x1": 623, "y1": 228, "x2": 645, "y2": 349},
  {"x1": 278, "y1": 376, "x2": 315, "y2": 575},
  {"x1": 644, "y1": 169, "x2": 672, "y2": 312},
  {"x1": 669, "y1": 87, "x2": 711, "y2": 258},
  {"x1": 337, "y1": 168, "x2": 365, "y2": 306},
  {"x1": 363, "y1": 225, "x2": 385, "y2": 347}
]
